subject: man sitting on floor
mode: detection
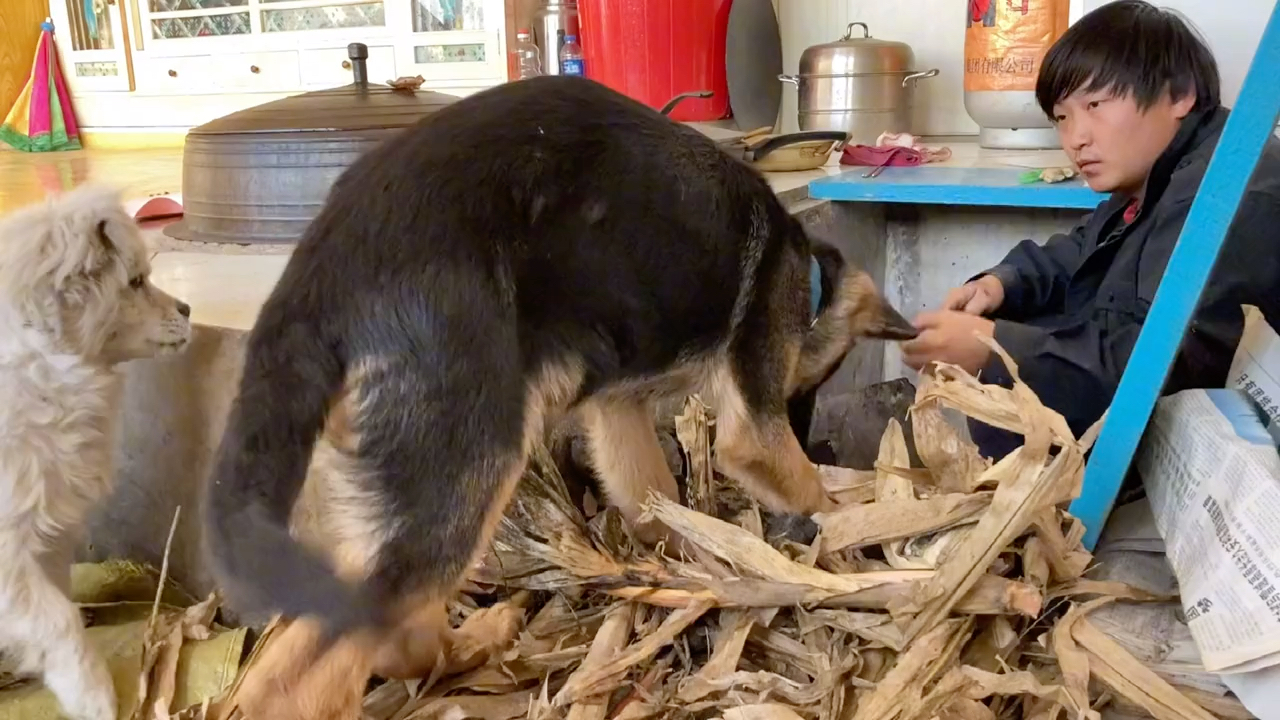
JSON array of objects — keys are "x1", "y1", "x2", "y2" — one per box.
[{"x1": 901, "y1": 0, "x2": 1280, "y2": 460}]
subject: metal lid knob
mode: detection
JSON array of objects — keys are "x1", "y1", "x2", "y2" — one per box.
[{"x1": 348, "y1": 42, "x2": 369, "y2": 87}]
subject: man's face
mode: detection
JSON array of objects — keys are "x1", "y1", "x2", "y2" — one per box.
[{"x1": 1051, "y1": 85, "x2": 1196, "y2": 196}]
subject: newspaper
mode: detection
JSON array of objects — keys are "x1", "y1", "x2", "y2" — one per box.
[
  {"x1": 1094, "y1": 496, "x2": 1165, "y2": 554},
  {"x1": 1230, "y1": 305, "x2": 1280, "y2": 442},
  {"x1": 1136, "y1": 384, "x2": 1280, "y2": 675},
  {"x1": 1089, "y1": 601, "x2": 1230, "y2": 695},
  {"x1": 1088, "y1": 497, "x2": 1280, "y2": 718},
  {"x1": 1089, "y1": 499, "x2": 1227, "y2": 695},
  {"x1": 1137, "y1": 385, "x2": 1280, "y2": 674}
]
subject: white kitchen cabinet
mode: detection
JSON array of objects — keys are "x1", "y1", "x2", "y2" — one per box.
[
  {"x1": 47, "y1": 0, "x2": 509, "y2": 127},
  {"x1": 49, "y1": 0, "x2": 135, "y2": 91}
]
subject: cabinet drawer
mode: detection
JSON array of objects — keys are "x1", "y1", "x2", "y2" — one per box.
[
  {"x1": 136, "y1": 51, "x2": 301, "y2": 93},
  {"x1": 300, "y1": 46, "x2": 397, "y2": 88}
]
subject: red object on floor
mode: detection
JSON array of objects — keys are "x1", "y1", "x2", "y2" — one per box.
[{"x1": 577, "y1": 0, "x2": 733, "y2": 122}]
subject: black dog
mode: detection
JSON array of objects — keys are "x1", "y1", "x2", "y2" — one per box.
[{"x1": 203, "y1": 75, "x2": 916, "y2": 720}]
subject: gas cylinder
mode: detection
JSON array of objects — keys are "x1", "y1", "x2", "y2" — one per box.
[{"x1": 963, "y1": 0, "x2": 1070, "y2": 149}]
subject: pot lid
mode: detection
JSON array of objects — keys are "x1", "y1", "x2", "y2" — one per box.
[
  {"x1": 799, "y1": 22, "x2": 914, "y2": 75},
  {"x1": 726, "y1": 0, "x2": 783, "y2": 131},
  {"x1": 190, "y1": 43, "x2": 459, "y2": 136}
]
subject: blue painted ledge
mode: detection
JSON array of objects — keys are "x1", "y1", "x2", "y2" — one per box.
[{"x1": 807, "y1": 166, "x2": 1107, "y2": 210}]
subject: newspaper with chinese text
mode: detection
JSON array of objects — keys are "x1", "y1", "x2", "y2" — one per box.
[
  {"x1": 1135, "y1": 308, "x2": 1280, "y2": 676},
  {"x1": 1090, "y1": 497, "x2": 1277, "y2": 719}
]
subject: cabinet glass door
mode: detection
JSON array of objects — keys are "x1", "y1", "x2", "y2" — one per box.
[
  {"x1": 396, "y1": 0, "x2": 504, "y2": 84},
  {"x1": 53, "y1": 0, "x2": 134, "y2": 90},
  {"x1": 144, "y1": 0, "x2": 253, "y2": 41},
  {"x1": 138, "y1": 0, "x2": 390, "y2": 49}
]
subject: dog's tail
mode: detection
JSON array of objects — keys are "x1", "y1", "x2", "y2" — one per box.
[{"x1": 202, "y1": 308, "x2": 380, "y2": 636}]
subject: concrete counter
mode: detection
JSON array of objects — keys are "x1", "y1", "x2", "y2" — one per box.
[
  {"x1": 809, "y1": 166, "x2": 1104, "y2": 209},
  {"x1": 794, "y1": 141, "x2": 1101, "y2": 380}
]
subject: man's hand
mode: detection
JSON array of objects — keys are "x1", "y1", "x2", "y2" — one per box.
[
  {"x1": 902, "y1": 311, "x2": 996, "y2": 374},
  {"x1": 943, "y1": 274, "x2": 1006, "y2": 315}
]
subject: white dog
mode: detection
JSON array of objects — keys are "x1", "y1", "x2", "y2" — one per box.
[{"x1": 0, "y1": 185, "x2": 192, "y2": 720}]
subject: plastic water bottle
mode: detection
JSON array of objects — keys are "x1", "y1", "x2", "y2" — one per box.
[
  {"x1": 513, "y1": 29, "x2": 542, "y2": 80},
  {"x1": 560, "y1": 34, "x2": 585, "y2": 77}
]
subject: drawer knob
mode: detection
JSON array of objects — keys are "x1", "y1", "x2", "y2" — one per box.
[
  {"x1": 167, "y1": 69, "x2": 177, "y2": 77},
  {"x1": 341, "y1": 60, "x2": 351, "y2": 70},
  {"x1": 250, "y1": 65, "x2": 260, "y2": 74}
]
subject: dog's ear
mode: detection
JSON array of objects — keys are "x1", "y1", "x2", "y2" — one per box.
[
  {"x1": 806, "y1": 232, "x2": 918, "y2": 341},
  {"x1": 95, "y1": 219, "x2": 115, "y2": 255},
  {"x1": 808, "y1": 239, "x2": 845, "y2": 317}
]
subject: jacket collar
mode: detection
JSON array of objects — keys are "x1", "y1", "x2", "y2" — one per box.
[{"x1": 1130, "y1": 104, "x2": 1228, "y2": 211}]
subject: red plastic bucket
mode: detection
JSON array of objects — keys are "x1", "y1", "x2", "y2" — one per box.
[{"x1": 577, "y1": 0, "x2": 733, "y2": 122}]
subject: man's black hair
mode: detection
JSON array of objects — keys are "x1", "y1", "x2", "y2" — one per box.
[{"x1": 1035, "y1": 0, "x2": 1221, "y2": 118}]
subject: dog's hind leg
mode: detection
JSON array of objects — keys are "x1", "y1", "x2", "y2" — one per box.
[
  {"x1": 578, "y1": 396, "x2": 682, "y2": 546},
  {"x1": 364, "y1": 453, "x2": 531, "y2": 683},
  {"x1": 223, "y1": 617, "x2": 374, "y2": 720},
  {"x1": 229, "y1": 353, "x2": 551, "y2": 718},
  {"x1": 368, "y1": 358, "x2": 583, "y2": 680},
  {"x1": 0, "y1": 545, "x2": 116, "y2": 720},
  {"x1": 229, "y1": 467, "x2": 532, "y2": 719}
]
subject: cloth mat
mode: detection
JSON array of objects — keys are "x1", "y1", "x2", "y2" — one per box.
[{"x1": 840, "y1": 132, "x2": 953, "y2": 170}]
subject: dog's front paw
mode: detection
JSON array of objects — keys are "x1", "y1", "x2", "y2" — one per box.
[
  {"x1": 448, "y1": 601, "x2": 525, "y2": 673},
  {"x1": 53, "y1": 657, "x2": 117, "y2": 720}
]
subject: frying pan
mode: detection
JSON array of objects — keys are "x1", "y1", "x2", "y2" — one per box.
[
  {"x1": 662, "y1": 93, "x2": 849, "y2": 172},
  {"x1": 726, "y1": 126, "x2": 850, "y2": 172}
]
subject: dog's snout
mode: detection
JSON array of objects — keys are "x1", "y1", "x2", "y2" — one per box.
[{"x1": 177, "y1": 301, "x2": 191, "y2": 318}]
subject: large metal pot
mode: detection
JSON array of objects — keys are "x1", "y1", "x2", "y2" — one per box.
[
  {"x1": 778, "y1": 22, "x2": 938, "y2": 145},
  {"x1": 165, "y1": 43, "x2": 458, "y2": 246}
]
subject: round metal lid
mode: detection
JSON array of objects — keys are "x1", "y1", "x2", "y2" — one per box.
[
  {"x1": 189, "y1": 43, "x2": 460, "y2": 136},
  {"x1": 726, "y1": 0, "x2": 783, "y2": 131},
  {"x1": 799, "y1": 22, "x2": 914, "y2": 76}
]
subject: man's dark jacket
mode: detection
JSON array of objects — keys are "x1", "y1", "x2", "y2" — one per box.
[{"x1": 970, "y1": 106, "x2": 1280, "y2": 460}]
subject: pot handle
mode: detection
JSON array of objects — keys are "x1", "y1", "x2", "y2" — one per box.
[
  {"x1": 659, "y1": 90, "x2": 714, "y2": 116},
  {"x1": 843, "y1": 21, "x2": 870, "y2": 40},
  {"x1": 901, "y1": 68, "x2": 940, "y2": 88},
  {"x1": 778, "y1": 74, "x2": 799, "y2": 86}
]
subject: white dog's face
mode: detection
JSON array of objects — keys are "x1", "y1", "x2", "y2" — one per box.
[{"x1": 0, "y1": 184, "x2": 193, "y2": 365}]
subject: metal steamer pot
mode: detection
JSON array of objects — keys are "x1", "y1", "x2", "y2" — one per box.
[{"x1": 779, "y1": 22, "x2": 938, "y2": 145}]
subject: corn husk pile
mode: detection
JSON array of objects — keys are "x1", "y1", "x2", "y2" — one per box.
[
  {"x1": 32, "y1": 340, "x2": 1258, "y2": 720},
  {"x1": 306, "y1": 341, "x2": 1249, "y2": 720}
]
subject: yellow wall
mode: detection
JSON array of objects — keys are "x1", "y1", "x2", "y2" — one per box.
[{"x1": 0, "y1": 0, "x2": 48, "y2": 116}]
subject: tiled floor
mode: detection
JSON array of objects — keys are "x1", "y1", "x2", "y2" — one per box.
[
  {"x1": 1, "y1": 145, "x2": 285, "y2": 331},
  {"x1": 149, "y1": 252, "x2": 291, "y2": 332},
  {"x1": 0, "y1": 146, "x2": 183, "y2": 212}
]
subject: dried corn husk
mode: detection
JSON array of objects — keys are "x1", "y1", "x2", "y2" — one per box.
[{"x1": 53, "y1": 340, "x2": 1246, "y2": 720}]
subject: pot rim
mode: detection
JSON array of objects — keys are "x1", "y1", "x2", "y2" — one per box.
[
  {"x1": 779, "y1": 68, "x2": 940, "y2": 85},
  {"x1": 787, "y1": 70, "x2": 929, "y2": 79}
]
